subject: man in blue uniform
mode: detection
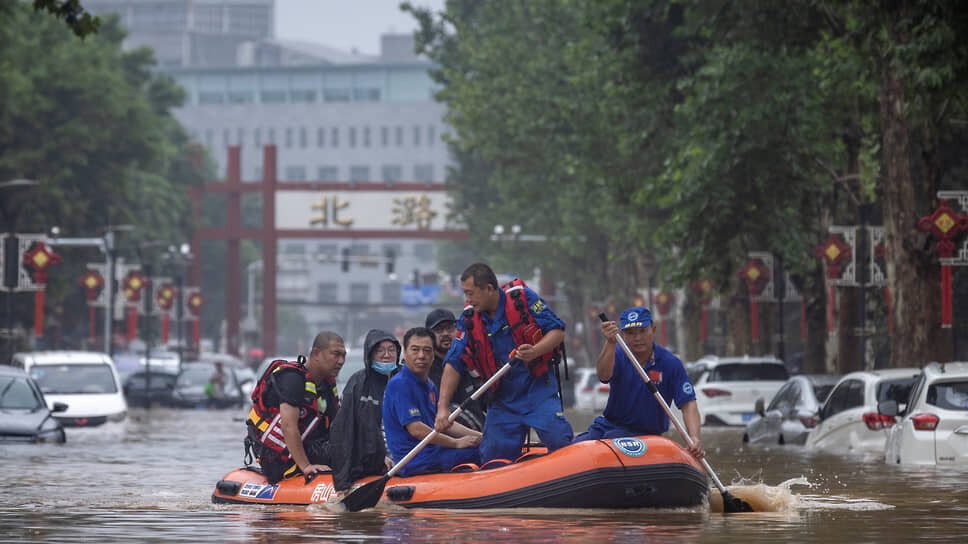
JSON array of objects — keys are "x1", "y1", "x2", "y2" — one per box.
[
  {"x1": 383, "y1": 327, "x2": 481, "y2": 476},
  {"x1": 574, "y1": 306, "x2": 705, "y2": 460},
  {"x1": 435, "y1": 263, "x2": 572, "y2": 463}
]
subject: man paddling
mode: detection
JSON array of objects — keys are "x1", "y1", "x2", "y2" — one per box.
[{"x1": 574, "y1": 306, "x2": 705, "y2": 460}]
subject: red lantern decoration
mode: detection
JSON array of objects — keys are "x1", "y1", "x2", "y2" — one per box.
[
  {"x1": 738, "y1": 259, "x2": 770, "y2": 342},
  {"x1": 654, "y1": 292, "x2": 675, "y2": 346},
  {"x1": 918, "y1": 200, "x2": 968, "y2": 328},
  {"x1": 692, "y1": 279, "x2": 715, "y2": 343},
  {"x1": 121, "y1": 271, "x2": 151, "y2": 342},
  {"x1": 77, "y1": 270, "x2": 105, "y2": 342},
  {"x1": 22, "y1": 242, "x2": 62, "y2": 337},
  {"x1": 187, "y1": 292, "x2": 205, "y2": 350},
  {"x1": 813, "y1": 234, "x2": 852, "y2": 334},
  {"x1": 156, "y1": 283, "x2": 176, "y2": 343}
]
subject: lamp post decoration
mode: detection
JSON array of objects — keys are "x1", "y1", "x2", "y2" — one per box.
[
  {"x1": 738, "y1": 258, "x2": 770, "y2": 342},
  {"x1": 156, "y1": 283, "x2": 176, "y2": 344},
  {"x1": 918, "y1": 199, "x2": 968, "y2": 328},
  {"x1": 813, "y1": 233, "x2": 852, "y2": 334},
  {"x1": 77, "y1": 269, "x2": 105, "y2": 342},
  {"x1": 692, "y1": 279, "x2": 714, "y2": 344},
  {"x1": 22, "y1": 241, "x2": 61, "y2": 337},
  {"x1": 122, "y1": 270, "x2": 150, "y2": 343},
  {"x1": 187, "y1": 291, "x2": 205, "y2": 352},
  {"x1": 654, "y1": 292, "x2": 675, "y2": 346}
]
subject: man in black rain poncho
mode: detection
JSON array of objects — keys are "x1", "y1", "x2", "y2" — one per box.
[{"x1": 329, "y1": 329, "x2": 401, "y2": 493}]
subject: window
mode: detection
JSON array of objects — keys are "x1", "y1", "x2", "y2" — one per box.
[
  {"x1": 267, "y1": 128, "x2": 276, "y2": 144},
  {"x1": 708, "y1": 364, "x2": 788, "y2": 382},
  {"x1": 283, "y1": 242, "x2": 307, "y2": 254},
  {"x1": 350, "y1": 283, "x2": 370, "y2": 304},
  {"x1": 285, "y1": 128, "x2": 293, "y2": 148},
  {"x1": 199, "y1": 91, "x2": 224, "y2": 104},
  {"x1": 395, "y1": 125, "x2": 404, "y2": 146},
  {"x1": 324, "y1": 89, "x2": 351, "y2": 102},
  {"x1": 254, "y1": 128, "x2": 262, "y2": 148},
  {"x1": 228, "y1": 91, "x2": 254, "y2": 103},
  {"x1": 236, "y1": 128, "x2": 245, "y2": 148},
  {"x1": 928, "y1": 380, "x2": 968, "y2": 411},
  {"x1": 428, "y1": 125, "x2": 436, "y2": 146},
  {"x1": 381, "y1": 282, "x2": 402, "y2": 304},
  {"x1": 877, "y1": 378, "x2": 917, "y2": 405},
  {"x1": 414, "y1": 164, "x2": 434, "y2": 183},
  {"x1": 260, "y1": 90, "x2": 287, "y2": 103},
  {"x1": 353, "y1": 88, "x2": 380, "y2": 101},
  {"x1": 348, "y1": 127, "x2": 356, "y2": 148},
  {"x1": 381, "y1": 165, "x2": 402, "y2": 183},
  {"x1": 318, "y1": 166, "x2": 339, "y2": 180},
  {"x1": 381, "y1": 126, "x2": 389, "y2": 147},
  {"x1": 222, "y1": 128, "x2": 231, "y2": 146},
  {"x1": 331, "y1": 127, "x2": 340, "y2": 148},
  {"x1": 285, "y1": 165, "x2": 307, "y2": 181},
  {"x1": 363, "y1": 127, "x2": 371, "y2": 147},
  {"x1": 316, "y1": 243, "x2": 339, "y2": 264},
  {"x1": 317, "y1": 282, "x2": 338, "y2": 303},
  {"x1": 413, "y1": 125, "x2": 421, "y2": 147},
  {"x1": 349, "y1": 166, "x2": 370, "y2": 182},
  {"x1": 205, "y1": 129, "x2": 214, "y2": 148},
  {"x1": 299, "y1": 127, "x2": 307, "y2": 148},
  {"x1": 290, "y1": 89, "x2": 317, "y2": 103},
  {"x1": 317, "y1": 127, "x2": 325, "y2": 147}
]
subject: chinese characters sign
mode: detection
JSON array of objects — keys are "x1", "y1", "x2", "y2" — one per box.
[{"x1": 276, "y1": 191, "x2": 455, "y2": 231}]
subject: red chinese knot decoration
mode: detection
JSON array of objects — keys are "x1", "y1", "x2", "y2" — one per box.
[
  {"x1": 122, "y1": 270, "x2": 150, "y2": 303},
  {"x1": 918, "y1": 199, "x2": 968, "y2": 328},
  {"x1": 813, "y1": 234, "x2": 853, "y2": 334}
]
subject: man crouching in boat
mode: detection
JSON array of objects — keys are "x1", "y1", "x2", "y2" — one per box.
[
  {"x1": 245, "y1": 331, "x2": 345, "y2": 484},
  {"x1": 574, "y1": 307, "x2": 705, "y2": 460},
  {"x1": 383, "y1": 327, "x2": 482, "y2": 475}
]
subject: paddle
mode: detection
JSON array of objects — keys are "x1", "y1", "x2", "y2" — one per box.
[
  {"x1": 598, "y1": 313, "x2": 754, "y2": 513},
  {"x1": 341, "y1": 350, "x2": 521, "y2": 512}
]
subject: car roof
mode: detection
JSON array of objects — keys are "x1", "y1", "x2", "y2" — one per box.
[
  {"x1": 697, "y1": 355, "x2": 784, "y2": 369},
  {"x1": 922, "y1": 361, "x2": 968, "y2": 380},
  {"x1": 195, "y1": 353, "x2": 246, "y2": 367},
  {"x1": 13, "y1": 351, "x2": 113, "y2": 365},
  {"x1": 837, "y1": 367, "x2": 921, "y2": 383},
  {"x1": 800, "y1": 374, "x2": 841, "y2": 385},
  {"x1": 0, "y1": 365, "x2": 30, "y2": 378}
]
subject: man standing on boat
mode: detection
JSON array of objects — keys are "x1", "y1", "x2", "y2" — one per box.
[
  {"x1": 384, "y1": 327, "x2": 481, "y2": 475},
  {"x1": 435, "y1": 263, "x2": 572, "y2": 463},
  {"x1": 245, "y1": 331, "x2": 345, "y2": 484},
  {"x1": 425, "y1": 308, "x2": 485, "y2": 431},
  {"x1": 574, "y1": 307, "x2": 705, "y2": 460}
]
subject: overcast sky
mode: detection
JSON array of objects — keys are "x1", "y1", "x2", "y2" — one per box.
[{"x1": 275, "y1": 0, "x2": 446, "y2": 55}]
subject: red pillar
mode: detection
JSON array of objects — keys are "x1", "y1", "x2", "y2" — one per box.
[
  {"x1": 226, "y1": 146, "x2": 242, "y2": 355},
  {"x1": 263, "y1": 145, "x2": 278, "y2": 356},
  {"x1": 34, "y1": 291, "x2": 45, "y2": 337}
]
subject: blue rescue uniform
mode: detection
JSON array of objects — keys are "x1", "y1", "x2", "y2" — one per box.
[
  {"x1": 445, "y1": 286, "x2": 573, "y2": 462},
  {"x1": 574, "y1": 343, "x2": 696, "y2": 441},
  {"x1": 383, "y1": 365, "x2": 480, "y2": 476}
]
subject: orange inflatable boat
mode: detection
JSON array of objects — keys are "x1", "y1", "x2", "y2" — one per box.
[{"x1": 212, "y1": 436, "x2": 708, "y2": 509}]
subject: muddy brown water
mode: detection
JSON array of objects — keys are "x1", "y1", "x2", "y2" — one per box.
[{"x1": 1, "y1": 408, "x2": 966, "y2": 543}]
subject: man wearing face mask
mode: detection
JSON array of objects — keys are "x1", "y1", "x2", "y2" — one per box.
[
  {"x1": 328, "y1": 329, "x2": 401, "y2": 493},
  {"x1": 426, "y1": 308, "x2": 485, "y2": 431}
]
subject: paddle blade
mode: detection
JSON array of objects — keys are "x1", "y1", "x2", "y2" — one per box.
[
  {"x1": 721, "y1": 490, "x2": 754, "y2": 513},
  {"x1": 340, "y1": 476, "x2": 389, "y2": 512}
]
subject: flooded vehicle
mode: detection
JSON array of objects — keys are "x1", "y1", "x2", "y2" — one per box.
[
  {"x1": 0, "y1": 366, "x2": 67, "y2": 444},
  {"x1": 744, "y1": 374, "x2": 840, "y2": 445}
]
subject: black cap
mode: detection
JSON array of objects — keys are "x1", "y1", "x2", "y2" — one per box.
[{"x1": 425, "y1": 308, "x2": 457, "y2": 330}]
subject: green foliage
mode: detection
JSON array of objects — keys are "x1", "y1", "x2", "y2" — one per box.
[{"x1": 31, "y1": 0, "x2": 100, "y2": 38}]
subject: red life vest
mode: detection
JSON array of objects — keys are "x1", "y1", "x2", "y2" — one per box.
[
  {"x1": 247, "y1": 359, "x2": 333, "y2": 462},
  {"x1": 459, "y1": 279, "x2": 562, "y2": 392}
]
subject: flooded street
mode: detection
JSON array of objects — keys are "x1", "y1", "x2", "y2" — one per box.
[{"x1": 2, "y1": 408, "x2": 966, "y2": 543}]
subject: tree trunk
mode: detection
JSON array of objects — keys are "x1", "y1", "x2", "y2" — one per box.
[{"x1": 879, "y1": 65, "x2": 946, "y2": 366}]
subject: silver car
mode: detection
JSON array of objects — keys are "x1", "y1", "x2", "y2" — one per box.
[{"x1": 743, "y1": 374, "x2": 839, "y2": 445}]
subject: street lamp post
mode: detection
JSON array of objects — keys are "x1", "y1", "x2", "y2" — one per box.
[{"x1": 1, "y1": 179, "x2": 39, "y2": 362}]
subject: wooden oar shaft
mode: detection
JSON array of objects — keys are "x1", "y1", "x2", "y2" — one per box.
[{"x1": 607, "y1": 317, "x2": 730, "y2": 495}]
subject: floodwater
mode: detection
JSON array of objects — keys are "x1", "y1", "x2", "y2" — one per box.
[{"x1": 2, "y1": 408, "x2": 966, "y2": 543}]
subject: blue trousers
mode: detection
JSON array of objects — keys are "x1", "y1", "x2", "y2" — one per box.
[
  {"x1": 397, "y1": 445, "x2": 481, "y2": 477},
  {"x1": 480, "y1": 394, "x2": 573, "y2": 462},
  {"x1": 572, "y1": 415, "x2": 658, "y2": 443}
]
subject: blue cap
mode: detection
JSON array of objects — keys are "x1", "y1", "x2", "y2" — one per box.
[{"x1": 620, "y1": 307, "x2": 652, "y2": 330}]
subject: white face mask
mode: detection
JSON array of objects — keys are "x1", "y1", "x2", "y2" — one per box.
[{"x1": 371, "y1": 362, "x2": 397, "y2": 376}]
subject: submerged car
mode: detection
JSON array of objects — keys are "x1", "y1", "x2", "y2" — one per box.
[
  {"x1": 0, "y1": 366, "x2": 67, "y2": 443},
  {"x1": 11, "y1": 351, "x2": 127, "y2": 427},
  {"x1": 691, "y1": 356, "x2": 789, "y2": 426},
  {"x1": 805, "y1": 368, "x2": 920, "y2": 455},
  {"x1": 573, "y1": 367, "x2": 609, "y2": 411},
  {"x1": 171, "y1": 361, "x2": 245, "y2": 409},
  {"x1": 743, "y1": 374, "x2": 840, "y2": 445},
  {"x1": 122, "y1": 370, "x2": 178, "y2": 408},
  {"x1": 882, "y1": 362, "x2": 968, "y2": 465}
]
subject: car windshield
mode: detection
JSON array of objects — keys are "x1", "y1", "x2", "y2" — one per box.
[
  {"x1": 30, "y1": 364, "x2": 118, "y2": 394},
  {"x1": 0, "y1": 377, "x2": 44, "y2": 409},
  {"x1": 814, "y1": 384, "x2": 836, "y2": 403},
  {"x1": 126, "y1": 373, "x2": 176, "y2": 390},
  {"x1": 177, "y1": 367, "x2": 219, "y2": 388},
  {"x1": 927, "y1": 380, "x2": 968, "y2": 411},
  {"x1": 876, "y1": 377, "x2": 917, "y2": 404},
  {"x1": 708, "y1": 363, "x2": 788, "y2": 382}
]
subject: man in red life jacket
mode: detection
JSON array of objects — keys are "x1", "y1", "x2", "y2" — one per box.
[
  {"x1": 246, "y1": 331, "x2": 345, "y2": 484},
  {"x1": 434, "y1": 263, "x2": 573, "y2": 463}
]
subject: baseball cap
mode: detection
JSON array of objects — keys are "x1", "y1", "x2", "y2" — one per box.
[
  {"x1": 425, "y1": 308, "x2": 457, "y2": 330},
  {"x1": 619, "y1": 307, "x2": 653, "y2": 330}
]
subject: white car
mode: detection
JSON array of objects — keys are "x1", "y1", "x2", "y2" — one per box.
[
  {"x1": 573, "y1": 367, "x2": 609, "y2": 412},
  {"x1": 11, "y1": 351, "x2": 127, "y2": 427},
  {"x1": 805, "y1": 368, "x2": 920, "y2": 455},
  {"x1": 691, "y1": 356, "x2": 789, "y2": 426},
  {"x1": 743, "y1": 374, "x2": 840, "y2": 445},
  {"x1": 882, "y1": 362, "x2": 968, "y2": 465}
]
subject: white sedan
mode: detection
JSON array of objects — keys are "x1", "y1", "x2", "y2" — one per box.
[
  {"x1": 882, "y1": 362, "x2": 968, "y2": 465},
  {"x1": 691, "y1": 356, "x2": 789, "y2": 426}
]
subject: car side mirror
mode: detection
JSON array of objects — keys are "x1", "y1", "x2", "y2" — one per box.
[
  {"x1": 754, "y1": 398, "x2": 765, "y2": 417},
  {"x1": 878, "y1": 400, "x2": 898, "y2": 417},
  {"x1": 52, "y1": 402, "x2": 69, "y2": 413}
]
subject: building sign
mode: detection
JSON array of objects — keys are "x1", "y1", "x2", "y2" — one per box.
[{"x1": 276, "y1": 191, "x2": 455, "y2": 231}]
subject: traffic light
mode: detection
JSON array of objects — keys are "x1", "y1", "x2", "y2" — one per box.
[{"x1": 341, "y1": 247, "x2": 350, "y2": 272}]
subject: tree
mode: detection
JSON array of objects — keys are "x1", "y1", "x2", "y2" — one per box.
[{"x1": 31, "y1": 0, "x2": 100, "y2": 38}]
